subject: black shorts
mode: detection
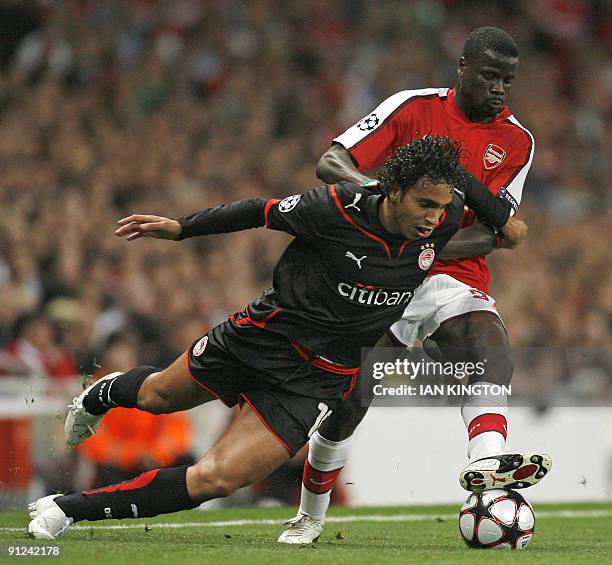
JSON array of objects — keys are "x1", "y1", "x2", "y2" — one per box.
[{"x1": 187, "y1": 320, "x2": 358, "y2": 455}]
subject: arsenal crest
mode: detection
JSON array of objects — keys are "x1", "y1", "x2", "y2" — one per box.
[{"x1": 483, "y1": 144, "x2": 506, "y2": 169}]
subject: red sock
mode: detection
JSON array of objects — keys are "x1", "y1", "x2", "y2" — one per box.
[
  {"x1": 468, "y1": 413, "x2": 508, "y2": 441},
  {"x1": 467, "y1": 413, "x2": 508, "y2": 460},
  {"x1": 302, "y1": 459, "x2": 342, "y2": 495}
]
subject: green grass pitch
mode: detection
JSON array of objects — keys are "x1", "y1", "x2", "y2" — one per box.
[{"x1": 1, "y1": 503, "x2": 611, "y2": 564}]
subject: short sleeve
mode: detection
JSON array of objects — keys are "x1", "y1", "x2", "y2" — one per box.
[{"x1": 265, "y1": 186, "x2": 335, "y2": 238}]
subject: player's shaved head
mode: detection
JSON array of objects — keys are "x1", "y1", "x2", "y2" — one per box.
[
  {"x1": 455, "y1": 28, "x2": 519, "y2": 123},
  {"x1": 462, "y1": 27, "x2": 519, "y2": 63}
]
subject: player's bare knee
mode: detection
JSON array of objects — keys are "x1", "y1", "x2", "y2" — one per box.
[
  {"x1": 201, "y1": 476, "x2": 238, "y2": 499},
  {"x1": 188, "y1": 459, "x2": 241, "y2": 499}
]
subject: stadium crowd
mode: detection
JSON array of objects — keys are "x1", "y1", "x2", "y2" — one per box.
[{"x1": 0, "y1": 1, "x2": 610, "y2": 400}]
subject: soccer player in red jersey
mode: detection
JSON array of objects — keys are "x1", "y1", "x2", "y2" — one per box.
[
  {"x1": 279, "y1": 27, "x2": 551, "y2": 544},
  {"x1": 28, "y1": 137, "x2": 530, "y2": 539}
]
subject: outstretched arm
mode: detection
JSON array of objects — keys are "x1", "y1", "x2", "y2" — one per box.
[
  {"x1": 115, "y1": 198, "x2": 269, "y2": 242},
  {"x1": 115, "y1": 187, "x2": 333, "y2": 243}
]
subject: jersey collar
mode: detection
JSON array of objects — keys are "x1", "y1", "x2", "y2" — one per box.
[
  {"x1": 364, "y1": 193, "x2": 387, "y2": 232},
  {"x1": 447, "y1": 88, "x2": 511, "y2": 124},
  {"x1": 364, "y1": 193, "x2": 412, "y2": 242}
]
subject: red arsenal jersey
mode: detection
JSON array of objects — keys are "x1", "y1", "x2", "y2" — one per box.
[{"x1": 334, "y1": 88, "x2": 534, "y2": 293}]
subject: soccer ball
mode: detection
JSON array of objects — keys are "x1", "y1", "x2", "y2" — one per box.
[{"x1": 459, "y1": 489, "x2": 535, "y2": 549}]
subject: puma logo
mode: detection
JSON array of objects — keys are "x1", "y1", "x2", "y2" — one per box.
[
  {"x1": 345, "y1": 193, "x2": 363, "y2": 212},
  {"x1": 345, "y1": 251, "x2": 366, "y2": 269}
]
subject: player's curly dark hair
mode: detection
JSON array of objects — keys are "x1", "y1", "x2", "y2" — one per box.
[{"x1": 377, "y1": 135, "x2": 465, "y2": 196}]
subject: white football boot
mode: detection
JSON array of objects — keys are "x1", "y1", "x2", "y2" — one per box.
[
  {"x1": 460, "y1": 453, "x2": 552, "y2": 491},
  {"x1": 28, "y1": 495, "x2": 73, "y2": 539},
  {"x1": 64, "y1": 372, "x2": 122, "y2": 446},
  {"x1": 277, "y1": 514, "x2": 325, "y2": 544}
]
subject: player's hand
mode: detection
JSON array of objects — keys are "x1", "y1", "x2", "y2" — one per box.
[
  {"x1": 115, "y1": 214, "x2": 182, "y2": 241},
  {"x1": 498, "y1": 217, "x2": 528, "y2": 249}
]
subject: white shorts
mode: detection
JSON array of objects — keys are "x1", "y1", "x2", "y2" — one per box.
[{"x1": 390, "y1": 274, "x2": 503, "y2": 347}]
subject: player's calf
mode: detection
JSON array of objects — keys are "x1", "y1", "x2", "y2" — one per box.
[
  {"x1": 48, "y1": 466, "x2": 198, "y2": 525},
  {"x1": 186, "y1": 459, "x2": 245, "y2": 499},
  {"x1": 136, "y1": 369, "x2": 183, "y2": 415},
  {"x1": 27, "y1": 466, "x2": 199, "y2": 538}
]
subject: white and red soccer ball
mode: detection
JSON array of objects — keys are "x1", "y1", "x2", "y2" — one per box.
[{"x1": 459, "y1": 489, "x2": 535, "y2": 550}]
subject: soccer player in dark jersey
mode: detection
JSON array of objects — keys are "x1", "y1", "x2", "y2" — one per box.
[
  {"x1": 29, "y1": 136, "x2": 519, "y2": 539},
  {"x1": 279, "y1": 27, "x2": 551, "y2": 544}
]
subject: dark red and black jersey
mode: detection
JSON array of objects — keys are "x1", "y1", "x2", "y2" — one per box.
[
  {"x1": 178, "y1": 180, "x2": 508, "y2": 367},
  {"x1": 334, "y1": 88, "x2": 535, "y2": 292}
]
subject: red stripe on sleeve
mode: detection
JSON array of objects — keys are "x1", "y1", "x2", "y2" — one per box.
[{"x1": 264, "y1": 199, "x2": 280, "y2": 227}]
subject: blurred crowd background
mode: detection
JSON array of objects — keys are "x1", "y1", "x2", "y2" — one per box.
[{"x1": 0, "y1": 0, "x2": 610, "y2": 505}]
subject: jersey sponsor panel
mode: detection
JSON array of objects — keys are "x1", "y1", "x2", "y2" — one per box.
[
  {"x1": 252, "y1": 181, "x2": 465, "y2": 365},
  {"x1": 337, "y1": 281, "x2": 413, "y2": 306}
]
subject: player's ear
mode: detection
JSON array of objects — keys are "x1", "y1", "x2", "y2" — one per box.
[
  {"x1": 388, "y1": 187, "x2": 401, "y2": 204},
  {"x1": 458, "y1": 56, "x2": 467, "y2": 78}
]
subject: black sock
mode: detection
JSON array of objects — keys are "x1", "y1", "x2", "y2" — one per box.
[
  {"x1": 54, "y1": 466, "x2": 199, "y2": 522},
  {"x1": 83, "y1": 366, "x2": 159, "y2": 415}
]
